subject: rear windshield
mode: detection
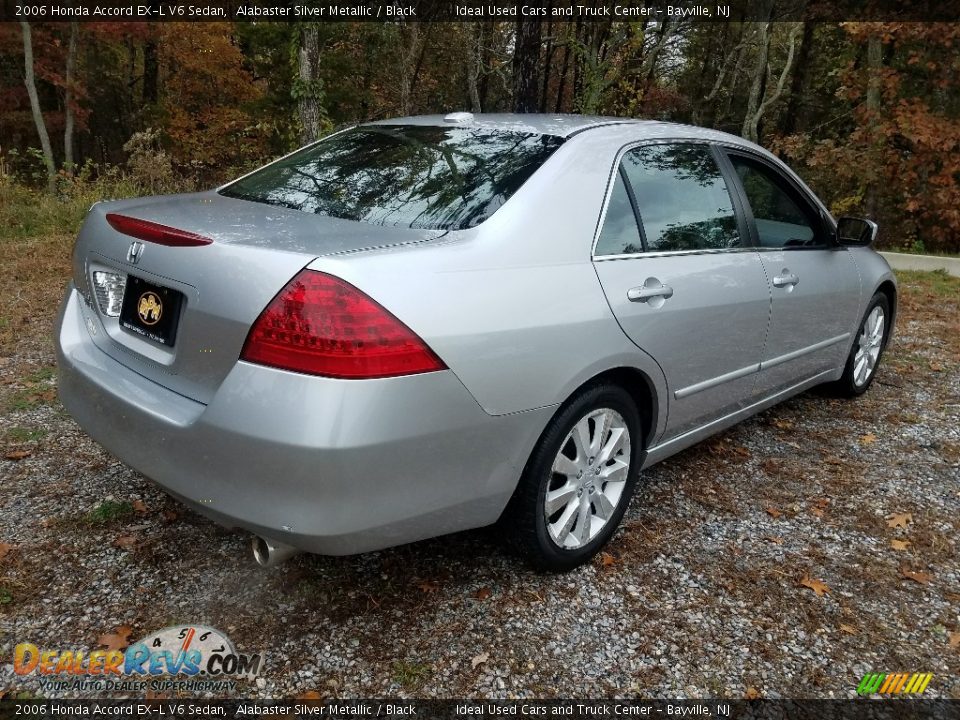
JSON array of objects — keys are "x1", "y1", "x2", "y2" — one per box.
[{"x1": 220, "y1": 125, "x2": 565, "y2": 230}]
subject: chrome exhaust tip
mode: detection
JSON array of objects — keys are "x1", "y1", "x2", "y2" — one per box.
[{"x1": 251, "y1": 535, "x2": 298, "y2": 567}]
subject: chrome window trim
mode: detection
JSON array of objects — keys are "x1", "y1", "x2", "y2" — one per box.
[{"x1": 593, "y1": 246, "x2": 757, "y2": 262}]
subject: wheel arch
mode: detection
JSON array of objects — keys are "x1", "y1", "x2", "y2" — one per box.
[
  {"x1": 554, "y1": 366, "x2": 660, "y2": 457},
  {"x1": 874, "y1": 278, "x2": 898, "y2": 344}
]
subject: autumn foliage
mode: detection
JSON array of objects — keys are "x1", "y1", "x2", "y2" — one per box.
[{"x1": 1, "y1": 19, "x2": 958, "y2": 252}]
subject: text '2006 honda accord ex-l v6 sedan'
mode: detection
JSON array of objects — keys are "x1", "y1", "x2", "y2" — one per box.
[{"x1": 55, "y1": 113, "x2": 896, "y2": 571}]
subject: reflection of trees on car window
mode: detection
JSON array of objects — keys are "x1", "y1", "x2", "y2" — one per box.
[
  {"x1": 622, "y1": 143, "x2": 740, "y2": 252},
  {"x1": 732, "y1": 159, "x2": 816, "y2": 248},
  {"x1": 221, "y1": 126, "x2": 564, "y2": 230}
]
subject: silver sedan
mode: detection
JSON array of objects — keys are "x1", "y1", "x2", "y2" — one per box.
[{"x1": 55, "y1": 114, "x2": 896, "y2": 570}]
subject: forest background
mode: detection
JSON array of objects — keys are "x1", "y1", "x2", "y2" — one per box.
[{"x1": 1, "y1": 17, "x2": 958, "y2": 252}]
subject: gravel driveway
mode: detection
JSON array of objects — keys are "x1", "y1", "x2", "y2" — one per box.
[{"x1": 1, "y1": 243, "x2": 958, "y2": 699}]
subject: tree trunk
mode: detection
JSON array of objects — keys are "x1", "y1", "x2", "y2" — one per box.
[
  {"x1": 512, "y1": 19, "x2": 541, "y2": 113},
  {"x1": 539, "y1": 14, "x2": 554, "y2": 112},
  {"x1": 64, "y1": 21, "x2": 78, "y2": 172},
  {"x1": 554, "y1": 35, "x2": 572, "y2": 112},
  {"x1": 398, "y1": 23, "x2": 426, "y2": 116},
  {"x1": 779, "y1": 20, "x2": 813, "y2": 135},
  {"x1": 742, "y1": 23, "x2": 802, "y2": 144},
  {"x1": 465, "y1": 23, "x2": 482, "y2": 113},
  {"x1": 143, "y1": 26, "x2": 159, "y2": 105},
  {"x1": 741, "y1": 21, "x2": 771, "y2": 142},
  {"x1": 20, "y1": 22, "x2": 56, "y2": 191},
  {"x1": 864, "y1": 34, "x2": 883, "y2": 220},
  {"x1": 297, "y1": 25, "x2": 323, "y2": 144}
]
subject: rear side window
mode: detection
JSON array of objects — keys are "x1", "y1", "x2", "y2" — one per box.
[
  {"x1": 729, "y1": 156, "x2": 820, "y2": 248},
  {"x1": 595, "y1": 171, "x2": 644, "y2": 256},
  {"x1": 220, "y1": 125, "x2": 564, "y2": 230},
  {"x1": 620, "y1": 143, "x2": 740, "y2": 252}
]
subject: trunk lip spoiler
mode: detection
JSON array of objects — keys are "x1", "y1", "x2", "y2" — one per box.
[{"x1": 105, "y1": 213, "x2": 213, "y2": 248}]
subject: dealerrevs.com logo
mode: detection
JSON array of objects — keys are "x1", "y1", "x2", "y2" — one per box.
[
  {"x1": 857, "y1": 672, "x2": 933, "y2": 696},
  {"x1": 14, "y1": 625, "x2": 262, "y2": 694}
]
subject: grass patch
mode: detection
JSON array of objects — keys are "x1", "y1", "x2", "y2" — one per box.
[
  {"x1": 86, "y1": 500, "x2": 134, "y2": 525},
  {"x1": 0, "y1": 175, "x2": 148, "y2": 242},
  {"x1": 0, "y1": 585, "x2": 13, "y2": 605},
  {"x1": 894, "y1": 269, "x2": 960, "y2": 299},
  {"x1": 390, "y1": 660, "x2": 431, "y2": 690},
  {"x1": 4, "y1": 426, "x2": 48, "y2": 443}
]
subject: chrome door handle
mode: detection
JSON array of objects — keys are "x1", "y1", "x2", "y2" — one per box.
[
  {"x1": 628, "y1": 281, "x2": 674, "y2": 302},
  {"x1": 772, "y1": 270, "x2": 799, "y2": 288}
]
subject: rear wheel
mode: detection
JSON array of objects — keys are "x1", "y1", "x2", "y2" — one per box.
[
  {"x1": 504, "y1": 384, "x2": 643, "y2": 571},
  {"x1": 828, "y1": 292, "x2": 890, "y2": 397}
]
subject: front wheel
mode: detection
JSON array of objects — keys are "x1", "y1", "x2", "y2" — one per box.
[
  {"x1": 828, "y1": 292, "x2": 891, "y2": 397},
  {"x1": 504, "y1": 384, "x2": 643, "y2": 571}
]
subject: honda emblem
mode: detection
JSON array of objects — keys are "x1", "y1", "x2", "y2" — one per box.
[{"x1": 127, "y1": 241, "x2": 144, "y2": 265}]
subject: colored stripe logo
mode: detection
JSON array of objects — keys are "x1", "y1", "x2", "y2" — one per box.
[{"x1": 857, "y1": 673, "x2": 933, "y2": 695}]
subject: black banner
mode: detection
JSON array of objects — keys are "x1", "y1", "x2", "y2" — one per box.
[
  {"x1": 2, "y1": 0, "x2": 960, "y2": 23},
  {"x1": 1, "y1": 700, "x2": 959, "y2": 720}
]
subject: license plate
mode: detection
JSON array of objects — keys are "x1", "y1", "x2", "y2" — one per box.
[{"x1": 119, "y1": 276, "x2": 183, "y2": 347}]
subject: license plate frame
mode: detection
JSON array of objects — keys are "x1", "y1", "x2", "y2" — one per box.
[{"x1": 119, "y1": 275, "x2": 184, "y2": 347}]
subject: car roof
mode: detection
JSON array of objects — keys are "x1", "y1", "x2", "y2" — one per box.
[
  {"x1": 361, "y1": 113, "x2": 642, "y2": 138},
  {"x1": 360, "y1": 113, "x2": 752, "y2": 145}
]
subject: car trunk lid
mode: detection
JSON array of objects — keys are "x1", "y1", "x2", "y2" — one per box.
[{"x1": 72, "y1": 191, "x2": 444, "y2": 403}]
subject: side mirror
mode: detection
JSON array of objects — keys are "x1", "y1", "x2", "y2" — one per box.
[{"x1": 836, "y1": 216, "x2": 878, "y2": 247}]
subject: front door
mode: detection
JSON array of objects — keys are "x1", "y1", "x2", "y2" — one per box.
[{"x1": 722, "y1": 151, "x2": 862, "y2": 397}]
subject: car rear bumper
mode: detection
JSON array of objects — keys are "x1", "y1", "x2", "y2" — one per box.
[{"x1": 55, "y1": 285, "x2": 552, "y2": 555}]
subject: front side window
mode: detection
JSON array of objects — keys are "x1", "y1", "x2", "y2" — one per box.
[
  {"x1": 730, "y1": 156, "x2": 819, "y2": 248},
  {"x1": 621, "y1": 143, "x2": 740, "y2": 252},
  {"x1": 220, "y1": 125, "x2": 565, "y2": 230}
]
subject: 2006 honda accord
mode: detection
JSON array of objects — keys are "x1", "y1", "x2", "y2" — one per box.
[{"x1": 55, "y1": 113, "x2": 896, "y2": 570}]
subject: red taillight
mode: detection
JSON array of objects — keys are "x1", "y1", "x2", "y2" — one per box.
[
  {"x1": 241, "y1": 270, "x2": 446, "y2": 379},
  {"x1": 106, "y1": 213, "x2": 213, "y2": 247}
]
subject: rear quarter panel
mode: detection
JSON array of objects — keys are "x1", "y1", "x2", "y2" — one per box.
[{"x1": 307, "y1": 130, "x2": 669, "y2": 438}]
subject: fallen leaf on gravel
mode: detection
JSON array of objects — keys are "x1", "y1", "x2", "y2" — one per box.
[
  {"x1": 799, "y1": 575, "x2": 831, "y2": 597},
  {"x1": 744, "y1": 687, "x2": 761, "y2": 700},
  {"x1": 416, "y1": 579, "x2": 440, "y2": 594},
  {"x1": 765, "y1": 507, "x2": 782, "y2": 519},
  {"x1": 764, "y1": 536, "x2": 784, "y2": 545},
  {"x1": 98, "y1": 625, "x2": 133, "y2": 651},
  {"x1": 471, "y1": 652, "x2": 489, "y2": 669},
  {"x1": 929, "y1": 361, "x2": 944, "y2": 372},
  {"x1": 824, "y1": 455, "x2": 844, "y2": 465},
  {"x1": 772, "y1": 418, "x2": 794, "y2": 430},
  {"x1": 0, "y1": 543, "x2": 14, "y2": 560},
  {"x1": 4, "y1": 450, "x2": 31, "y2": 461},
  {"x1": 474, "y1": 587, "x2": 492, "y2": 601},
  {"x1": 599, "y1": 552, "x2": 616, "y2": 567},
  {"x1": 860, "y1": 433, "x2": 877, "y2": 445},
  {"x1": 161, "y1": 510, "x2": 178, "y2": 523},
  {"x1": 132, "y1": 499, "x2": 148, "y2": 515},
  {"x1": 886, "y1": 512, "x2": 913, "y2": 528},
  {"x1": 890, "y1": 539, "x2": 911, "y2": 551},
  {"x1": 949, "y1": 632, "x2": 960, "y2": 648},
  {"x1": 811, "y1": 497, "x2": 831, "y2": 517},
  {"x1": 839, "y1": 624, "x2": 858, "y2": 635},
  {"x1": 899, "y1": 566, "x2": 932, "y2": 584},
  {"x1": 113, "y1": 535, "x2": 137, "y2": 550},
  {"x1": 299, "y1": 691, "x2": 322, "y2": 701}
]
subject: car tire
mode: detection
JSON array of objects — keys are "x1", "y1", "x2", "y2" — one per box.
[
  {"x1": 828, "y1": 292, "x2": 891, "y2": 398},
  {"x1": 503, "y1": 383, "x2": 643, "y2": 572}
]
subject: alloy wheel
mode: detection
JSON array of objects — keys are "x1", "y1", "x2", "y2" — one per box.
[
  {"x1": 544, "y1": 408, "x2": 632, "y2": 549},
  {"x1": 854, "y1": 305, "x2": 885, "y2": 387}
]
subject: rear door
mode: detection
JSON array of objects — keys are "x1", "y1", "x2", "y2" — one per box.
[
  {"x1": 720, "y1": 150, "x2": 862, "y2": 397},
  {"x1": 592, "y1": 142, "x2": 771, "y2": 440}
]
